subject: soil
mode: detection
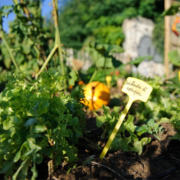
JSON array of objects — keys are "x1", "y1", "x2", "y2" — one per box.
[
  {"x1": 46, "y1": 115, "x2": 180, "y2": 180},
  {"x1": 43, "y1": 88, "x2": 180, "y2": 180},
  {"x1": 1, "y1": 87, "x2": 180, "y2": 180}
]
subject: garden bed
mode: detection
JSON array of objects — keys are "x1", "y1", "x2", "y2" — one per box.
[{"x1": 43, "y1": 115, "x2": 180, "y2": 180}]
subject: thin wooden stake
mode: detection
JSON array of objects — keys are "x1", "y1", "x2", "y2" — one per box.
[{"x1": 164, "y1": 0, "x2": 172, "y2": 79}]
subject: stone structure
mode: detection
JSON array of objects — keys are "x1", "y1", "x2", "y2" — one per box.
[
  {"x1": 137, "y1": 61, "x2": 165, "y2": 78},
  {"x1": 66, "y1": 16, "x2": 165, "y2": 78},
  {"x1": 121, "y1": 16, "x2": 164, "y2": 78},
  {"x1": 66, "y1": 48, "x2": 93, "y2": 71}
]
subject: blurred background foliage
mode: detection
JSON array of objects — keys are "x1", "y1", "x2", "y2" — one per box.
[
  {"x1": 0, "y1": 0, "x2": 165, "y2": 86},
  {"x1": 0, "y1": 0, "x2": 58, "y2": 84},
  {"x1": 57, "y1": 0, "x2": 164, "y2": 49},
  {"x1": 152, "y1": 17, "x2": 165, "y2": 57}
]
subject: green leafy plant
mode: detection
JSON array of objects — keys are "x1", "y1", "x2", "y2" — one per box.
[
  {"x1": 57, "y1": 0, "x2": 164, "y2": 49},
  {"x1": 135, "y1": 118, "x2": 168, "y2": 140},
  {"x1": 0, "y1": 69, "x2": 86, "y2": 179},
  {"x1": 134, "y1": 76, "x2": 172, "y2": 122},
  {"x1": 162, "y1": 1, "x2": 180, "y2": 16},
  {"x1": 96, "y1": 77, "x2": 172, "y2": 155},
  {"x1": 126, "y1": 56, "x2": 152, "y2": 67},
  {"x1": 82, "y1": 41, "x2": 153, "y2": 84},
  {"x1": 0, "y1": 0, "x2": 79, "y2": 89},
  {"x1": 168, "y1": 50, "x2": 180, "y2": 66},
  {"x1": 165, "y1": 74, "x2": 180, "y2": 96},
  {"x1": 169, "y1": 100, "x2": 180, "y2": 140},
  {"x1": 82, "y1": 42, "x2": 124, "y2": 83},
  {"x1": 96, "y1": 106, "x2": 152, "y2": 155},
  {"x1": 0, "y1": 1, "x2": 53, "y2": 82},
  {"x1": 152, "y1": 17, "x2": 164, "y2": 57}
]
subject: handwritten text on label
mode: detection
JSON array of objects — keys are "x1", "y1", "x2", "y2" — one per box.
[{"x1": 122, "y1": 77, "x2": 152, "y2": 102}]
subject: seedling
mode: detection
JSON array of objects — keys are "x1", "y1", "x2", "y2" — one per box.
[{"x1": 99, "y1": 77, "x2": 152, "y2": 159}]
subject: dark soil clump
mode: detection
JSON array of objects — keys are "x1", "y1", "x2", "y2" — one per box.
[{"x1": 52, "y1": 118, "x2": 180, "y2": 180}]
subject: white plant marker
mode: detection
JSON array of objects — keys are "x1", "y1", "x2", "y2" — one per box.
[{"x1": 99, "y1": 77, "x2": 153, "y2": 159}]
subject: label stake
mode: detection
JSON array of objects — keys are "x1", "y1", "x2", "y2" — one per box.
[{"x1": 99, "y1": 77, "x2": 152, "y2": 160}]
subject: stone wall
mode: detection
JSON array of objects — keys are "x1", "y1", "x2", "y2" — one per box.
[
  {"x1": 66, "y1": 16, "x2": 165, "y2": 78},
  {"x1": 120, "y1": 16, "x2": 164, "y2": 78}
]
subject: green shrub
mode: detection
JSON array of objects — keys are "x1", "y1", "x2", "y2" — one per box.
[{"x1": 0, "y1": 69, "x2": 86, "y2": 179}]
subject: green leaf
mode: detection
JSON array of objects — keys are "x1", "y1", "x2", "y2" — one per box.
[
  {"x1": 24, "y1": 118, "x2": 37, "y2": 127},
  {"x1": 4, "y1": 58, "x2": 12, "y2": 69},
  {"x1": 156, "y1": 117, "x2": 170, "y2": 126},
  {"x1": 166, "y1": 75, "x2": 180, "y2": 92},
  {"x1": 0, "y1": 5, "x2": 13, "y2": 17},
  {"x1": 27, "y1": 138, "x2": 41, "y2": 151},
  {"x1": 103, "y1": 105, "x2": 111, "y2": 116},
  {"x1": 41, "y1": 147, "x2": 54, "y2": 157},
  {"x1": 64, "y1": 148, "x2": 77, "y2": 163},
  {"x1": 87, "y1": 43, "x2": 123, "y2": 69},
  {"x1": 3, "y1": 118, "x2": 13, "y2": 130},
  {"x1": 126, "y1": 56, "x2": 152, "y2": 67},
  {"x1": 168, "y1": 50, "x2": 180, "y2": 66},
  {"x1": 10, "y1": 116, "x2": 22, "y2": 124},
  {"x1": 136, "y1": 124, "x2": 150, "y2": 136},
  {"x1": 38, "y1": 101, "x2": 49, "y2": 115},
  {"x1": 71, "y1": 117, "x2": 79, "y2": 125},
  {"x1": 33, "y1": 124, "x2": 46, "y2": 133},
  {"x1": 1, "y1": 161, "x2": 14, "y2": 173},
  {"x1": 170, "y1": 133, "x2": 180, "y2": 140},
  {"x1": 31, "y1": 163, "x2": 38, "y2": 180},
  {"x1": 124, "y1": 115, "x2": 135, "y2": 133},
  {"x1": 110, "y1": 135, "x2": 131, "y2": 152},
  {"x1": 132, "y1": 137, "x2": 151, "y2": 155},
  {"x1": 12, "y1": 157, "x2": 30, "y2": 180},
  {"x1": 90, "y1": 42, "x2": 123, "y2": 55},
  {"x1": 108, "y1": 45, "x2": 124, "y2": 53},
  {"x1": 162, "y1": 3, "x2": 180, "y2": 16},
  {"x1": 69, "y1": 70, "x2": 78, "y2": 86},
  {"x1": 96, "y1": 116, "x2": 107, "y2": 127},
  {"x1": 112, "y1": 57, "x2": 123, "y2": 68},
  {"x1": 35, "y1": 153, "x2": 43, "y2": 164},
  {"x1": 21, "y1": 150, "x2": 34, "y2": 160},
  {"x1": 95, "y1": 56, "x2": 113, "y2": 68},
  {"x1": 14, "y1": 150, "x2": 21, "y2": 163},
  {"x1": 147, "y1": 119, "x2": 155, "y2": 128},
  {"x1": 113, "y1": 106, "x2": 120, "y2": 114}
]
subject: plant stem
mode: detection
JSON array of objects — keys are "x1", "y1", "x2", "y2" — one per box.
[
  {"x1": 35, "y1": 45, "x2": 58, "y2": 79},
  {"x1": 53, "y1": 0, "x2": 65, "y2": 73},
  {"x1": 20, "y1": 0, "x2": 30, "y2": 18},
  {"x1": 56, "y1": 28, "x2": 65, "y2": 76},
  {"x1": 12, "y1": 157, "x2": 30, "y2": 180},
  {"x1": 0, "y1": 8, "x2": 19, "y2": 71},
  {"x1": 89, "y1": 70, "x2": 98, "y2": 83},
  {"x1": 1, "y1": 30, "x2": 20, "y2": 72},
  {"x1": 71, "y1": 59, "x2": 79, "y2": 75},
  {"x1": 53, "y1": 0, "x2": 66, "y2": 91}
]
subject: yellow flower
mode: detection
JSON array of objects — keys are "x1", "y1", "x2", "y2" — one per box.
[{"x1": 106, "y1": 76, "x2": 112, "y2": 88}]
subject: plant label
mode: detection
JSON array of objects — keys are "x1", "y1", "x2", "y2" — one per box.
[
  {"x1": 122, "y1": 77, "x2": 152, "y2": 102},
  {"x1": 99, "y1": 77, "x2": 152, "y2": 160}
]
